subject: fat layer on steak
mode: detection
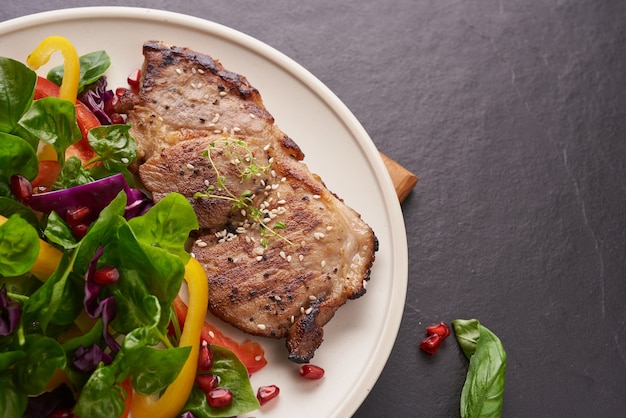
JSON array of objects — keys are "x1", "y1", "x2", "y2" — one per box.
[{"x1": 116, "y1": 41, "x2": 377, "y2": 362}]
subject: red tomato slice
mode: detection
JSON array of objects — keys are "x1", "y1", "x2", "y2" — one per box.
[
  {"x1": 173, "y1": 296, "x2": 268, "y2": 374},
  {"x1": 34, "y1": 76, "x2": 60, "y2": 99},
  {"x1": 34, "y1": 76, "x2": 98, "y2": 163},
  {"x1": 32, "y1": 160, "x2": 61, "y2": 192}
]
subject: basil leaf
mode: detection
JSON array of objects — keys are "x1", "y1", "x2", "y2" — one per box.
[
  {"x1": 13, "y1": 334, "x2": 66, "y2": 395},
  {"x1": 17, "y1": 97, "x2": 81, "y2": 163},
  {"x1": 453, "y1": 319, "x2": 507, "y2": 418},
  {"x1": 73, "y1": 365, "x2": 125, "y2": 418},
  {"x1": 47, "y1": 50, "x2": 111, "y2": 93},
  {"x1": 0, "y1": 215, "x2": 40, "y2": 277},
  {"x1": 87, "y1": 124, "x2": 137, "y2": 173},
  {"x1": 0, "y1": 57, "x2": 36, "y2": 134},
  {"x1": 452, "y1": 318, "x2": 481, "y2": 359},
  {"x1": 183, "y1": 345, "x2": 260, "y2": 417},
  {"x1": 0, "y1": 371, "x2": 28, "y2": 418},
  {"x1": 0, "y1": 133, "x2": 38, "y2": 184}
]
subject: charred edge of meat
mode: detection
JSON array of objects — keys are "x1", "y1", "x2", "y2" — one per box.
[
  {"x1": 143, "y1": 40, "x2": 261, "y2": 100},
  {"x1": 286, "y1": 306, "x2": 324, "y2": 363},
  {"x1": 281, "y1": 134, "x2": 305, "y2": 160}
]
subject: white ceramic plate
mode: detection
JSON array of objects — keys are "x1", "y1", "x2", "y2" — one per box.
[{"x1": 0, "y1": 7, "x2": 408, "y2": 418}]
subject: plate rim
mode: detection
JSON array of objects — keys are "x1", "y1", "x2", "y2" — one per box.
[{"x1": 0, "y1": 7, "x2": 409, "y2": 417}]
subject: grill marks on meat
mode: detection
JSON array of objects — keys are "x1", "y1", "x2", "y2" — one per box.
[{"x1": 117, "y1": 41, "x2": 377, "y2": 362}]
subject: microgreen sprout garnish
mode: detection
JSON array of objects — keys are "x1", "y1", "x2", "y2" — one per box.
[{"x1": 193, "y1": 138, "x2": 292, "y2": 248}]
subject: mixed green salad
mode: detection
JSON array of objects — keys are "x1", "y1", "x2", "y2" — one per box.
[{"x1": 0, "y1": 36, "x2": 267, "y2": 418}]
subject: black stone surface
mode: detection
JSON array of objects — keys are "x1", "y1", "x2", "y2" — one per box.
[{"x1": 3, "y1": 1, "x2": 625, "y2": 416}]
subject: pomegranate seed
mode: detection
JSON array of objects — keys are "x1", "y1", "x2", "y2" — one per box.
[
  {"x1": 257, "y1": 384, "x2": 280, "y2": 405},
  {"x1": 426, "y1": 321, "x2": 451, "y2": 339},
  {"x1": 206, "y1": 387, "x2": 233, "y2": 408},
  {"x1": 127, "y1": 69, "x2": 141, "y2": 92},
  {"x1": 195, "y1": 373, "x2": 219, "y2": 393},
  {"x1": 10, "y1": 174, "x2": 32, "y2": 203},
  {"x1": 65, "y1": 206, "x2": 91, "y2": 227},
  {"x1": 419, "y1": 334, "x2": 443, "y2": 355},
  {"x1": 93, "y1": 266, "x2": 120, "y2": 285},
  {"x1": 110, "y1": 113, "x2": 126, "y2": 124},
  {"x1": 197, "y1": 340, "x2": 213, "y2": 371},
  {"x1": 49, "y1": 409, "x2": 74, "y2": 418},
  {"x1": 71, "y1": 223, "x2": 89, "y2": 239},
  {"x1": 104, "y1": 95, "x2": 117, "y2": 116},
  {"x1": 298, "y1": 364, "x2": 325, "y2": 380},
  {"x1": 115, "y1": 87, "x2": 128, "y2": 98}
]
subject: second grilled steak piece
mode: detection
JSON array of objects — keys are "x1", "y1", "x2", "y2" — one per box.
[{"x1": 116, "y1": 41, "x2": 377, "y2": 362}]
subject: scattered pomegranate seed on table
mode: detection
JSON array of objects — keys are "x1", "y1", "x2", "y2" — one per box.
[
  {"x1": 419, "y1": 333, "x2": 443, "y2": 354},
  {"x1": 299, "y1": 364, "x2": 325, "y2": 380},
  {"x1": 257, "y1": 384, "x2": 280, "y2": 405},
  {"x1": 419, "y1": 321, "x2": 451, "y2": 355},
  {"x1": 425, "y1": 321, "x2": 451, "y2": 338}
]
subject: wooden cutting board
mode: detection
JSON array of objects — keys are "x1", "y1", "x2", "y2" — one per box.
[{"x1": 379, "y1": 152, "x2": 418, "y2": 202}]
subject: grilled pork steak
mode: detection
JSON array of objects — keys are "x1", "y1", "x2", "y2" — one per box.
[{"x1": 116, "y1": 41, "x2": 377, "y2": 362}]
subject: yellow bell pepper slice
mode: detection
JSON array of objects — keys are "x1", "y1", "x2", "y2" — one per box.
[
  {"x1": 26, "y1": 35, "x2": 80, "y2": 103},
  {"x1": 0, "y1": 214, "x2": 62, "y2": 281},
  {"x1": 131, "y1": 257, "x2": 209, "y2": 418}
]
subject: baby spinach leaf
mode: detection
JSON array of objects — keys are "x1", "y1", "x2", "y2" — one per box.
[
  {"x1": 43, "y1": 211, "x2": 78, "y2": 250},
  {"x1": 0, "y1": 371, "x2": 28, "y2": 418},
  {"x1": 48, "y1": 272, "x2": 84, "y2": 327},
  {"x1": 183, "y1": 345, "x2": 260, "y2": 418},
  {"x1": 0, "y1": 215, "x2": 40, "y2": 277},
  {"x1": 114, "y1": 225, "x2": 184, "y2": 317},
  {"x1": 0, "y1": 133, "x2": 38, "y2": 184},
  {"x1": 453, "y1": 319, "x2": 507, "y2": 418},
  {"x1": 73, "y1": 364, "x2": 125, "y2": 418},
  {"x1": 0, "y1": 351, "x2": 27, "y2": 373},
  {"x1": 128, "y1": 192, "x2": 199, "y2": 263},
  {"x1": 61, "y1": 319, "x2": 104, "y2": 353},
  {"x1": 87, "y1": 124, "x2": 137, "y2": 173},
  {"x1": 47, "y1": 50, "x2": 111, "y2": 93},
  {"x1": 73, "y1": 191, "x2": 126, "y2": 276},
  {"x1": 21, "y1": 251, "x2": 74, "y2": 333},
  {"x1": 12, "y1": 334, "x2": 66, "y2": 395},
  {"x1": 54, "y1": 156, "x2": 93, "y2": 189},
  {"x1": 0, "y1": 57, "x2": 36, "y2": 134},
  {"x1": 0, "y1": 197, "x2": 40, "y2": 230},
  {"x1": 17, "y1": 97, "x2": 81, "y2": 163},
  {"x1": 125, "y1": 341, "x2": 191, "y2": 395}
]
